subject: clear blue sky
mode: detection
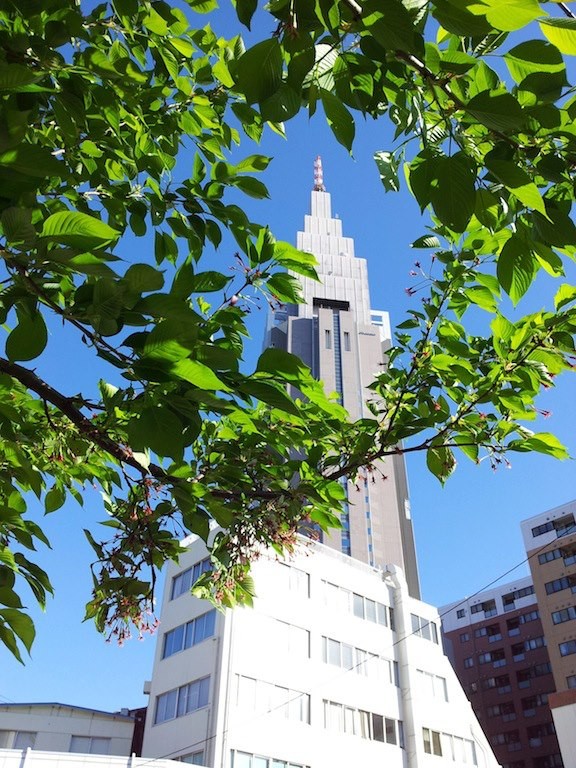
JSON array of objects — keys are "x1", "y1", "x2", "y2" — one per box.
[{"x1": 1, "y1": 7, "x2": 575, "y2": 714}]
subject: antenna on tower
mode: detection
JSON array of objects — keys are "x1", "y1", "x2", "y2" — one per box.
[{"x1": 313, "y1": 155, "x2": 326, "y2": 192}]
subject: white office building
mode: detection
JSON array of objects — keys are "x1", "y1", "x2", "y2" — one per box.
[{"x1": 141, "y1": 535, "x2": 500, "y2": 768}]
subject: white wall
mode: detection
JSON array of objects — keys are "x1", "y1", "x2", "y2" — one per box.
[
  {"x1": 142, "y1": 537, "x2": 501, "y2": 768},
  {"x1": 0, "y1": 705, "x2": 134, "y2": 755}
]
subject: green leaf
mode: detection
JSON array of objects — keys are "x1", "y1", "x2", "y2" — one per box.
[
  {"x1": 235, "y1": 39, "x2": 283, "y2": 104},
  {"x1": 124, "y1": 264, "x2": 164, "y2": 293},
  {"x1": 513, "y1": 432, "x2": 569, "y2": 459},
  {"x1": 239, "y1": 380, "x2": 300, "y2": 415},
  {"x1": 273, "y1": 242, "x2": 318, "y2": 279},
  {"x1": 475, "y1": 0, "x2": 541, "y2": 32},
  {"x1": 0, "y1": 608, "x2": 35, "y2": 654},
  {"x1": 320, "y1": 89, "x2": 355, "y2": 152},
  {"x1": 411, "y1": 235, "x2": 441, "y2": 249},
  {"x1": 496, "y1": 235, "x2": 538, "y2": 305},
  {"x1": 260, "y1": 84, "x2": 301, "y2": 122},
  {"x1": 192, "y1": 271, "x2": 232, "y2": 292},
  {"x1": 41, "y1": 212, "x2": 120, "y2": 250},
  {"x1": 505, "y1": 40, "x2": 565, "y2": 84},
  {"x1": 0, "y1": 63, "x2": 42, "y2": 91},
  {"x1": 128, "y1": 408, "x2": 184, "y2": 459},
  {"x1": 466, "y1": 91, "x2": 525, "y2": 133},
  {"x1": 256, "y1": 348, "x2": 311, "y2": 383},
  {"x1": 429, "y1": 153, "x2": 476, "y2": 233},
  {"x1": 0, "y1": 587, "x2": 23, "y2": 609},
  {"x1": 0, "y1": 145, "x2": 63, "y2": 178},
  {"x1": 539, "y1": 18, "x2": 576, "y2": 56},
  {"x1": 426, "y1": 445, "x2": 456, "y2": 484},
  {"x1": 233, "y1": 0, "x2": 258, "y2": 28},
  {"x1": 235, "y1": 155, "x2": 272, "y2": 173},
  {"x1": 554, "y1": 284, "x2": 576, "y2": 310},
  {"x1": 363, "y1": 0, "x2": 419, "y2": 52},
  {"x1": 6, "y1": 310, "x2": 47, "y2": 362},
  {"x1": 171, "y1": 359, "x2": 230, "y2": 391},
  {"x1": 267, "y1": 272, "x2": 304, "y2": 303},
  {"x1": 232, "y1": 176, "x2": 270, "y2": 199},
  {"x1": 374, "y1": 150, "x2": 402, "y2": 193},
  {"x1": 187, "y1": 0, "x2": 218, "y2": 12},
  {"x1": 485, "y1": 156, "x2": 546, "y2": 216},
  {"x1": 45, "y1": 485, "x2": 65, "y2": 514}
]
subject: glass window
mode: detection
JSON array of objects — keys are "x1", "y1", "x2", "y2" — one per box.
[
  {"x1": 70, "y1": 736, "x2": 110, "y2": 754},
  {"x1": 13, "y1": 732, "x2": 36, "y2": 750},
  {"x1": 342, "y1": 643, "x2": 354, "y2": 670},
  {"x1": 155, "y1": 688, "x2": 178, "y2": 723},
  {"x1": 376, "y1": 602, "x2": 388, "y2": 626},
  {"x1": 328, "y1": 638, "x2": 340, "y2": 666},
  {"x1": 372, "y1": 714, "x2": 384, "y2": 742},
  {"x1": 353, "y1": 593, "x2": 364, "y2": 618},
  {"x1": 385, "y1": 718, "x2": 396, "y2": 745},
  {"x1": 164, "y1": 624, "x2": 185, "y2": 658},
  {"x1": 365, "y1": 599, "x2": 376, "y2": 623},
  {"x1": 180, "y1": 752, "x2": 204, "y2": 764}
]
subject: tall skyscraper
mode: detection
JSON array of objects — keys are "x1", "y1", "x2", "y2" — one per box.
[
  {"x1": 266, "y1": 157, "x2": 420, "y2": 597},
  {"x1": 140, "y1": 160, "x2": 501, "y2": 768}
]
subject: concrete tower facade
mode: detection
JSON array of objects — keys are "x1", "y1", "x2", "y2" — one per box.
[{"x1": 266, "y1": 157, "x2": 420, "y2": 597}]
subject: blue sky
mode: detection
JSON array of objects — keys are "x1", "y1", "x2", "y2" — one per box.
[{"x1": 1, "y1": 6, "x2": 575, "y2": 714}]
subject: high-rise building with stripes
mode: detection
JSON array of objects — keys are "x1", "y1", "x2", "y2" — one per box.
[{"x1": 265, "y1": 157, "x2": 420, "y2": 597}]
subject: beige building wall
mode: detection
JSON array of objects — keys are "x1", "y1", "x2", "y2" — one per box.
[{"x1": 522, "y1": 501, "x2": 576, "y2": 694}]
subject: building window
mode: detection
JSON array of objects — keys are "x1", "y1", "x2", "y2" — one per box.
[
  {"x1": 474, "y1": 623, "x2": 501, "y2": 642},
  {"x1": 545, "y1": 575, "x2": 576, "y2": 595},
  {"x1": 417, "y1": 669, "x2": 449, "y2": 701},
  {"x1": 322, "y1": 636, "x2": 398, "y2": 685},
  {"x1": 231, "y1": 751, "x2": 309, "y2": 768},
  {"x1": 502, "y1": 585, "x2": 534, "y2": 611},
  {"x1": 527, "y1": 722, "x2": 556, "y2": 747},
  {"x1": 533, "y1": 757, "x2": 563, "y2": 768},
  {"x1": 538, "y1": 548, "x2": 563, "y2": 564},
  {"x1": 322, "y1": 581, "x2": 392, "y2": 627},
  {"x1": 411, "y1": 614, "x2": 439, "y2": 643},
  {"x1": 567, "y1": 675, "x2": 576, "y2": 689},
  {"x1": 470, "y1": 599, "x2": 497, "y2": 617},
  {"x1": 464, "y1": 657, "x2": 474, "y2": 669},
  {"x1": 456, "y1": 608, "x2": 466, "y2": 618},
  {"x1": 483, "y1": 674, "x2": 511, "y2": 694},
  {"x1": 511, "y1": 643, "x2": 525, "y2": 662},
  {"x1": 532, "y1": 514, "x2": 575, "y2": 538},
  {"x1": 325, "y1": 329, "x2": 331, "y2": 349},
  {"x1": 0, "y1": 732, "x2": 37, "y2": 750},
  {"x1": 343, "y1": 331, "x2": 351, "y2": 351},
  {"x1": 460, "y1": 632, "x2": 470, "y2": 643},
  {"x1": 178, "y1": 752, "x2": 204, "y2": 764},
  {"x1": 478, "y1": 649, "x2": 506, "y2": 667},
  {"x1": 487, "y1": 702, "x2": 516, "y2": 721},
  {"x1": 552, "y1": 606, "x2": 576, "y2": 624},
  {"x1": 521, "y1": 693, "x2": 548, "y2": 717},
  {"x1": 323, "y1": 700, "x2": 403, "y2": 746},
  {"x1": 155, "y1": 676, "x2": 210, "y2": 724},
  {"x1": 163, "y1": 609, "x2": 216, "y2": 658},
  {"x1": 236, "y1": 675, "x2": 310, "y2": 723},
  {"x1": 559, "y1": 639, "x2": 576, "y2": 656},
  {"x1": 422, "y1": 728, "x2": 442, "y2": 756},
  {"x1": 70, "y1": 736, "x2": 111, "y2": 754},
  {"x1": 171, "y1": 557, "x2": 211, "y2": 599}
]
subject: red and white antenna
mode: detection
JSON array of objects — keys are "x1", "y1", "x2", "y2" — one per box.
[{"x1": 313, "y1": 155, "x2": 326, "y2": 192}]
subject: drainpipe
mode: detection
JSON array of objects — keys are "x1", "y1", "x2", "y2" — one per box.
[{"x1": 383, "y1": 564, "x2": 418, "y2": 768}]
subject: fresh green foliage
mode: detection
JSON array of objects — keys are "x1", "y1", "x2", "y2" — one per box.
[{"x1": 1, "y1": 0, "x2": 575, "y2": 658}]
